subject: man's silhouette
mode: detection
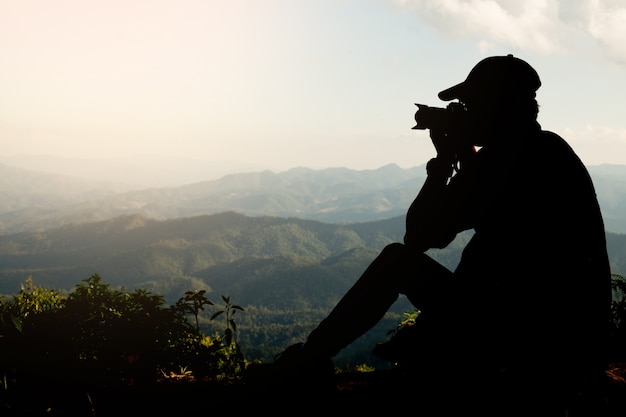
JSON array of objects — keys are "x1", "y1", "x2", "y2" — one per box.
[{"x1": 248, "y1": 55, "x2": 612, "y2": 413}]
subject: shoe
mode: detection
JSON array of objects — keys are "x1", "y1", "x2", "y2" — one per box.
[{"x1": 245, "y1": 343, "x2": 336, "y2": 393}]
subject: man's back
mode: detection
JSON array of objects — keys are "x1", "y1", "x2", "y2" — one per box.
[{"x1": 452, "y1": 128, "x2": 611, "y2": 377}]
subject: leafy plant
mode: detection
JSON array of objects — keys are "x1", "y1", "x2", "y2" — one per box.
[
  {"x1": 386, "y1": 308, "x2": 420, "y2": 338},
  {"x1": 0, "y1": 275, "x2": 253, "y2": 389},
  {"x1": 210, "y1": 294, "x2": 244, "y2": 346},
  {"x1": 610, "y1": 273, "x2": 626, "y2": 361},
  {"x1": 174, "y1": 289, "x2": 213, "y2": 334},
  {"x1": 170, "y1": 290, "x2": 249, "y2": 380}
]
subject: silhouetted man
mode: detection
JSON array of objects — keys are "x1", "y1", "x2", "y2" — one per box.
[{"x1": 248, "y1": 55, "x2": 612, "y2": 414}]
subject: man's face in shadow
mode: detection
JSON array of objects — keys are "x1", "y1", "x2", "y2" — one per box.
[{"x1": 459, "y1": 92, "x2": 505, "y2": 147}]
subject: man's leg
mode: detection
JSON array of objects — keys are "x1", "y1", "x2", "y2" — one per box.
[{"x1": 303, "y1": 243, "x2": 452, "y2": 358}]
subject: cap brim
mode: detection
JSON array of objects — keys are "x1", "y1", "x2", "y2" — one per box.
[{"x1": 438, "y1": 82, "x2": 464, "y2": 101}]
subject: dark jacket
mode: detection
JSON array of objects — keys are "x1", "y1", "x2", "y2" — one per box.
[{"x1": 414, "y1": 124, "x2": 611, "y2": 378}]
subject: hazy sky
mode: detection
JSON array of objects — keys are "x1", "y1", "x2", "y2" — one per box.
[{"x1": 2, "y1": 0, "x2": 626, "y2": 174}]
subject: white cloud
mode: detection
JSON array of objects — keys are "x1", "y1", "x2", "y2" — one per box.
[
  {"x1": 392, "y1": 0, "x2": 626, "y2": 64},
  {"x1": 392, "y1": 0, "x2": 566, "y2": 53},
  {"x1": 584, "y1": 0, "x2": 626, "y2": 65},
  {"x1": 559, "y1": 125, "x2": 626, "y2": 165}
]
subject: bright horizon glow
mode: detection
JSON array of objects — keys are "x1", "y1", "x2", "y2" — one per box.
[{"x1": 1, "y1": 0, "x2": 626, "y2": 179}]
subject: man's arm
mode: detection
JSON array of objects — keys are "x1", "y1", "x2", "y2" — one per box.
[
  {"x1": 403, "y1": 157, "x2": 456, "y2": 251},
  {"x1": 404, "y1": 131, "x2": 476, "y2": 252}
]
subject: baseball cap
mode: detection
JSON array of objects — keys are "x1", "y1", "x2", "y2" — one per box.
[{"x1": 438, "y1": 54, "x2": 541, "y2": 101}]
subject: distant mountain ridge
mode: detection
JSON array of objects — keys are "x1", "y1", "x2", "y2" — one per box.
[
  {"x1": 0, "y1": 154, "x2": 267, "y2": 188},
  {"x1": 0, "y1": 163, "x2": 425, "y2": 234},
  {"x1": 1, "y1": 162, "x2": 625, "y2": 234}
]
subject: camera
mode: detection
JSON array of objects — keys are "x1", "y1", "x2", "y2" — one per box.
[{"x1": 412, "y1": 102, "x2": 466, "y2": 132}]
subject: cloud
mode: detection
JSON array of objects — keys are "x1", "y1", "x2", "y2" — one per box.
[
  {"x1": 583, "y1": 0, "x2": 626, "y2": 65},
  {"x1": 563, "y1": 125, "x2": 626, "y2": 145},
  {"x1": 559, "y1": 125, "x2": 626, "y2": 165},
  {"x1": 392, "y1": 0, "x2": 567, "y2": 53},
  {"x1": 392, "y1": 0, "x2": 626, "y2": 64}
]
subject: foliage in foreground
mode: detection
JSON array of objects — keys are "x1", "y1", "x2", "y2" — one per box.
[
  {"x1": 1, "y1": 272, "x2": 625, "y2": 394},
  {"x1": 0, "y1": 274, "x2": 247, "y2": 390}
]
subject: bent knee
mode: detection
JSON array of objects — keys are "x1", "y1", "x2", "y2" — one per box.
[
  {"x1": 380, "y1": 242, "x2": 407, "y2": 257},
  {"x1": 380, "y1": 242, "x2": 430, "y2": 264}
]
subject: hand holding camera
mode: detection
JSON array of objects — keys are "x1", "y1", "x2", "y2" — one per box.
[{"x1": 413, "y1": 102, "x2": 475, "y2": 175}]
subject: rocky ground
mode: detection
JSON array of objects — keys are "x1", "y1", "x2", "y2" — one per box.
[{"x1": 2, "y1": 364, "x2": 626, "y2": 416}]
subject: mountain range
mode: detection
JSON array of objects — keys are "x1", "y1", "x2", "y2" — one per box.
[{"x1": 1, "y1": 161, "x2": 625, "y2": 235}]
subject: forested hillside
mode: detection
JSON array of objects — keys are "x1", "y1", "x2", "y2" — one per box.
[
  {"x1": 0, "y1": 211, "x2": 465, "y2": 365},
  {"x1": 0, "y1": 212, "x2": 405, "y2": 294}
]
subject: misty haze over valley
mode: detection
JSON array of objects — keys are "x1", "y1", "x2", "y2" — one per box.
[{"x1": 1, "y1": 154, "x2": 625, "y2": 235}]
